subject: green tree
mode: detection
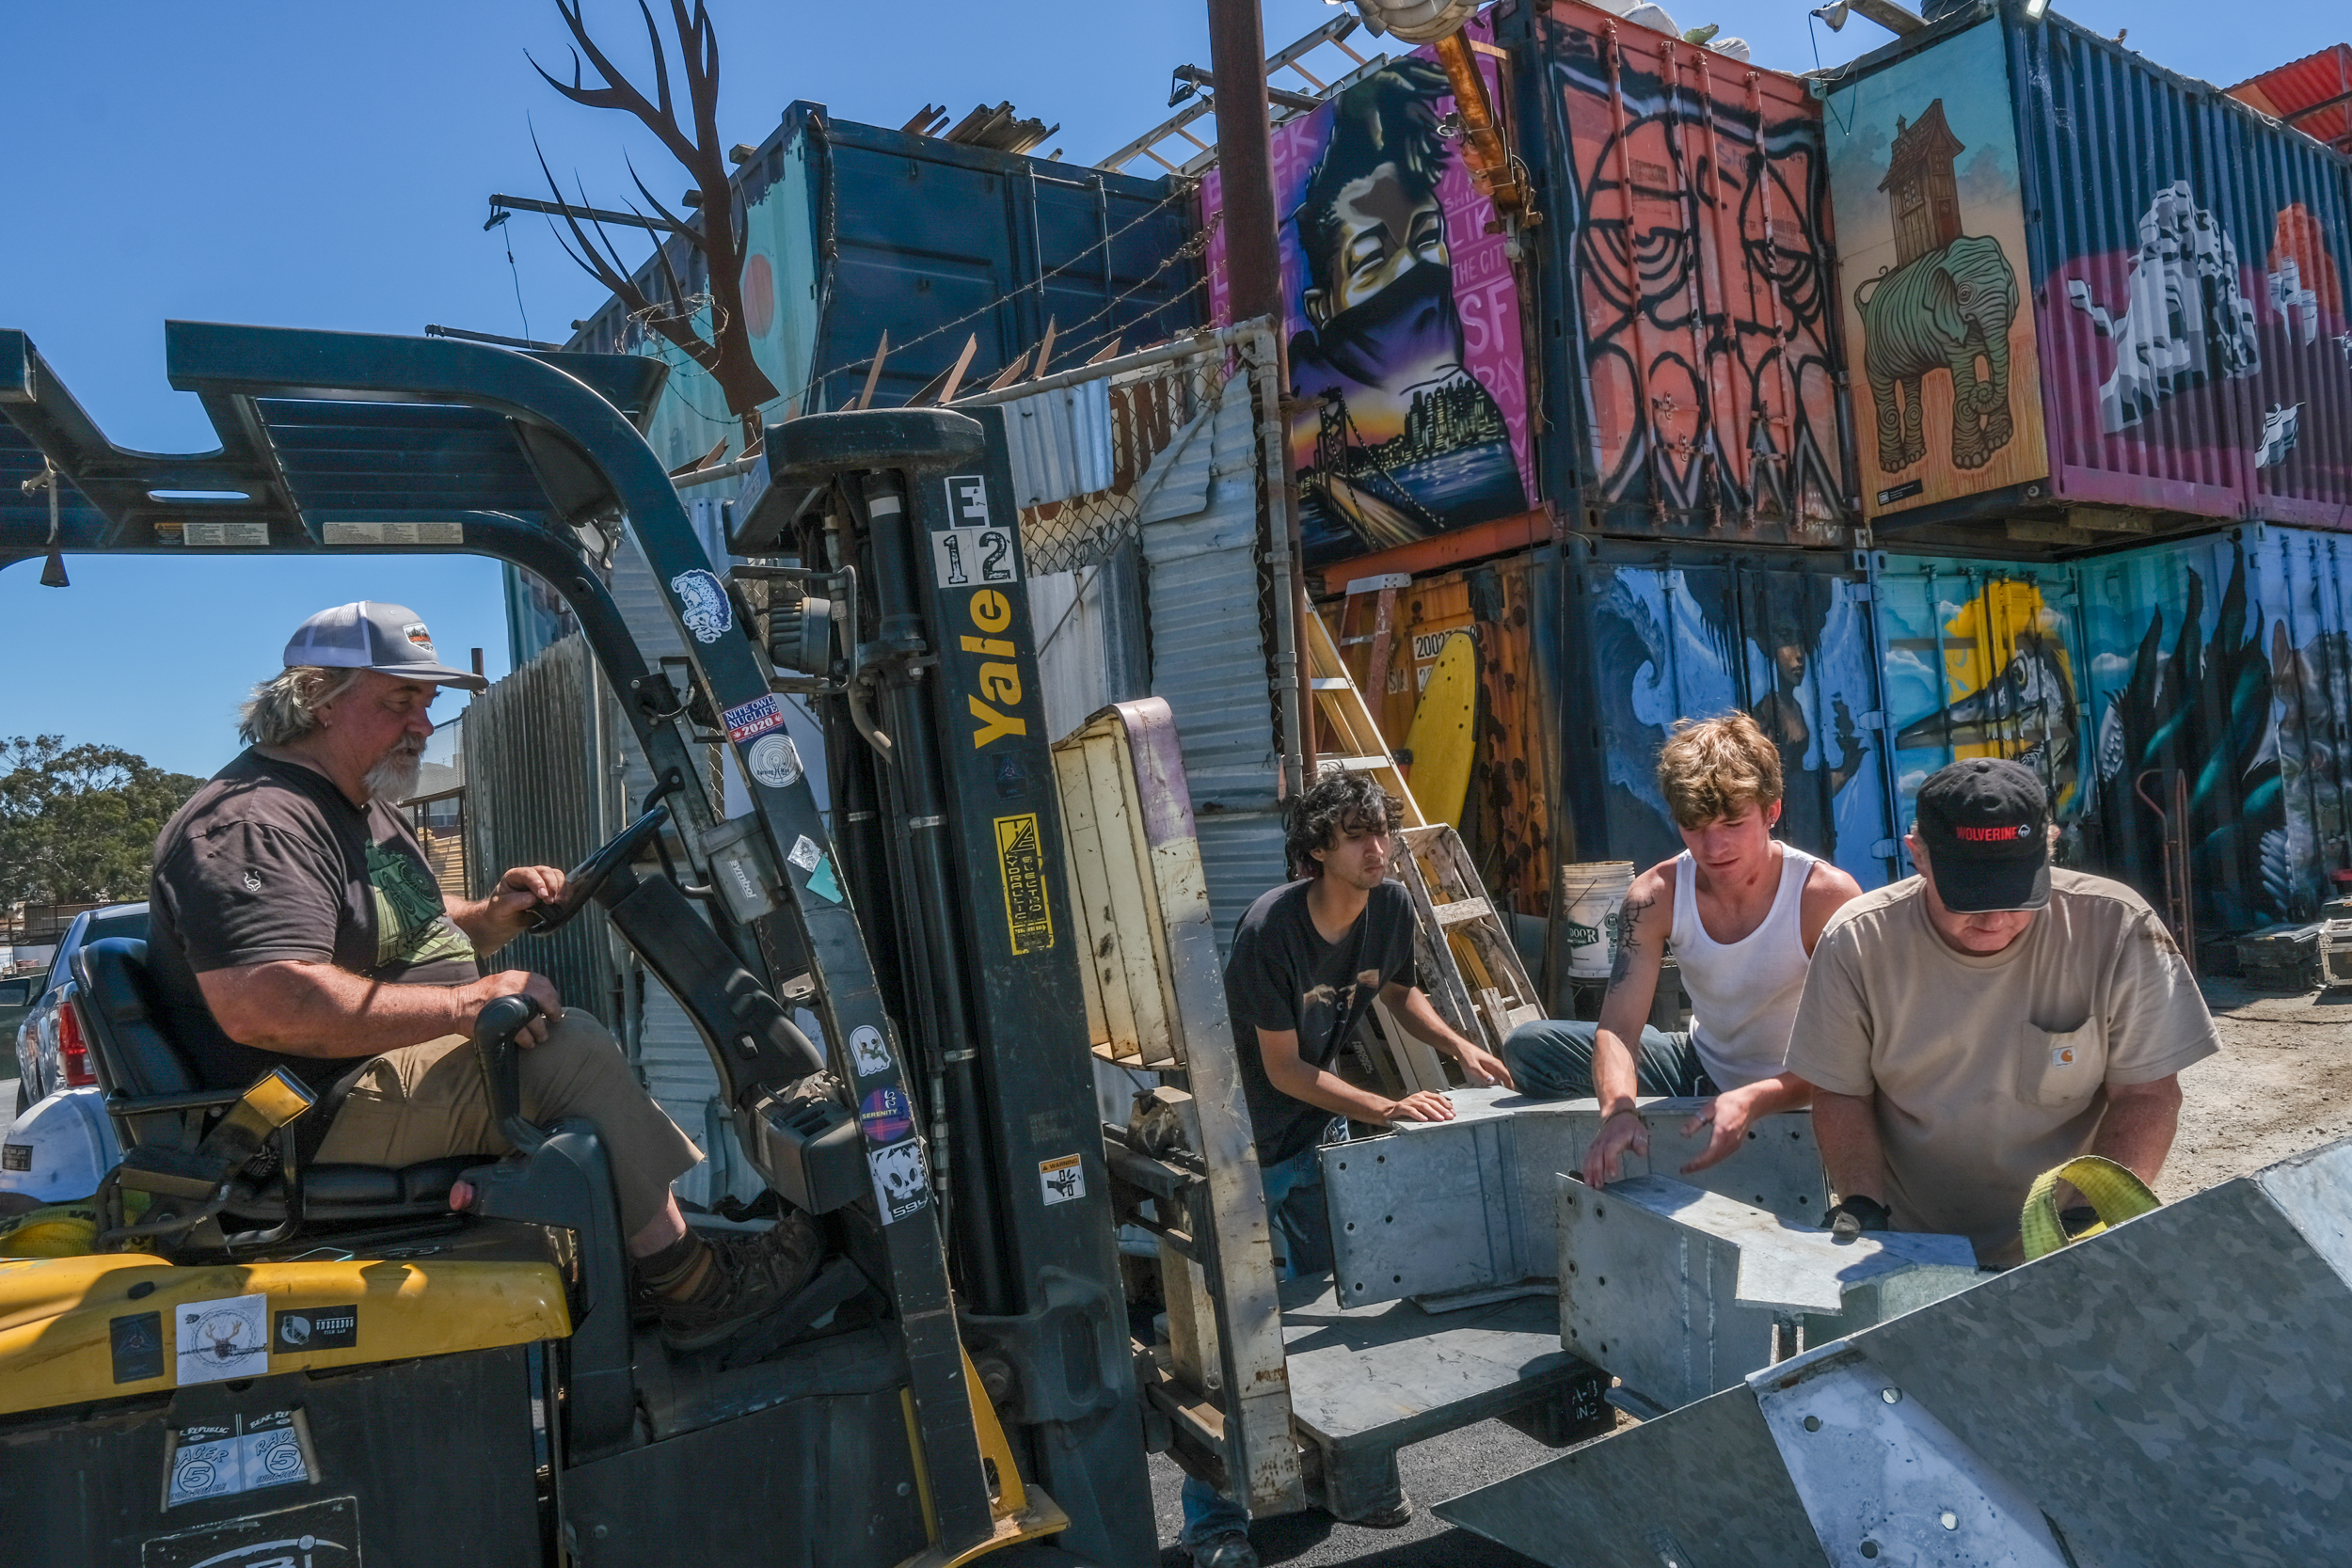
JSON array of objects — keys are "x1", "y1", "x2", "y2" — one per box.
[{"x1": 0, "y1": 736, "x2": 203, "y2": 909}]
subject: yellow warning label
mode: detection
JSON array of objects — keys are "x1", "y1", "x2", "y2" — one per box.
[{"x1": 993, "y1": 813, "x2": 1055, "y2": 955}]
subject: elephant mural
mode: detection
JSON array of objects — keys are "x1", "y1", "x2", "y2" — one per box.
[{"x1": 1853, "y1": 233, "x2": 2021, "y2": 473}]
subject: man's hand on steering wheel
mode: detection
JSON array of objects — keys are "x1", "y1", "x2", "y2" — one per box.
[{"x1": 480, "y1": 864, "x2": 567, "y2": 946}]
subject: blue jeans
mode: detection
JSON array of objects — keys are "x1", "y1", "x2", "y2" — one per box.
[
  {"x1": 1501, "y1": 1018, "x2": 1714, "y2": 1100},
  {"x1": 1179, "y1": 1138, "x2": 1335, "y2": 1546}
]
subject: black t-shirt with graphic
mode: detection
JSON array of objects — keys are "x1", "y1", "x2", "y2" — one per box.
[
  {"x1": 148, "y1": 749, "x2": 481, "y2": 1097},
  {"x1": 1225, "y1": 877, "x2": 1418, "y2": 1166}
]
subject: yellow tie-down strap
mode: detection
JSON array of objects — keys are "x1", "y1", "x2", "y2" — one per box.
[
  {"x1": 2019, "y1": 1155, "x2": 2162, "y2": 1262},
  {"x1": 0, "y1": 1252, "x2": 571, "y2": 1418}
]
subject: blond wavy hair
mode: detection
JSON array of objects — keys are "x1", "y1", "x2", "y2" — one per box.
[
  {"x1": 1657, "y1": 713, "x2": 1782, "y2": 830},
  {"x1": 238, "y1": 666, "x2": 363, "y2": 748}
]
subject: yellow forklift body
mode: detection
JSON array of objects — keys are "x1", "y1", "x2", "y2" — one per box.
[{"x1": 0, "y1": 1253, "x2": 570, "y2": 1416}]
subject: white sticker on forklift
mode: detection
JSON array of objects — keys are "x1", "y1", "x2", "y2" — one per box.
[
  {"x1": 930, "y1": 526, "x2": 1019, "y2": 590},
  {"x1": 869, "y1": 1141, "x2": 930, "y2": 1225},
  {"x1": 1038, "y1": 1153, "x2": 1085, "y2": 1207},
  {"x1": 175, "y1": 1293, "x2": 268, "y2": 1386},
  {"x1": 786, "y1": 834, "x2": 822, "y2": 873},
  {"x1": 850, "y1": 1025, "x2": 893, "y2": 1077},
  {"x1": 745, "y1": 733, "x2": 802, "y2": 787},
  {"x1": 165, "y1": 1409, "x2": 312, "y2": 1509}
]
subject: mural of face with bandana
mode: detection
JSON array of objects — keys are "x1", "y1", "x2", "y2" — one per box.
[{"x1": 1276, "y1": 56, "x2": 1532, "y2": 564}]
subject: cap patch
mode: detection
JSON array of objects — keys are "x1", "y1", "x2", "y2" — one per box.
[
  {"x1": 403, "y1": 622, "x2": 434, "y2": 650},
  {"x1": 1955, "y1": 822, "x2": 2036, "y2": 843}
]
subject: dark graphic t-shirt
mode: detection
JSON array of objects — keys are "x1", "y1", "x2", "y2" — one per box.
[
  {"x1": 148, "y1": 749, "x2": 480, "y2": 1097},
  {"x1": 1226, "y1": 878, "x2": 1418, "y2": 1165}
]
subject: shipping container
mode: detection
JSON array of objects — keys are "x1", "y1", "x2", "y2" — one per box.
[
  {"x1": 1873, "y1": 524, "x2": 2352, "y2": 933},
  {"x1": 1327, "y1": 539, "x2": 1899, "y2": 929},
  {"x1": 1498, "y1": 0, "x2": 1859, "y2": 547},
  {"x1": 1821, "y1": 3, "x2": 2352, "y2": 541},
  {"x1": 562, "y1": 103, "x2": 1203, "y2": 472}
]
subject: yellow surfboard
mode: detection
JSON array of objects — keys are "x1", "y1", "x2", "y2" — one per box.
[{"x1": 1405, "y1": 629, "x2": 1478, "y2": 829}]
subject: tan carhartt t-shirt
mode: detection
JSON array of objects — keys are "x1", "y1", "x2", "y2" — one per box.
[{"x1": 1785, "y1": 868, "x2": 2217, "y2": 1266}]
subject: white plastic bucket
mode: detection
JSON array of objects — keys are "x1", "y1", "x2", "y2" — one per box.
[{"x1": 1559, "y1": 861, "x2": 1636, "y2": 978}]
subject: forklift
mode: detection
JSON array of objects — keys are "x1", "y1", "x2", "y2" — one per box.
[{"x1": 0, "y1": 322, "x2": 1152, "y2": 1567}]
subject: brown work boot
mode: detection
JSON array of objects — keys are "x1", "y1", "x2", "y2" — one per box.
[{"x1": 644, "y1": 1213, "x2": 825, "y2": 1352}]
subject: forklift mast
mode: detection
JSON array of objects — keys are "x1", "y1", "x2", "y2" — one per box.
[{"x1": 0, "y1": 325, "x2": 1149, "y2": 1568}]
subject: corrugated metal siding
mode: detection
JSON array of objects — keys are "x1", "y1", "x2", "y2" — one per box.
[
  {"x1": 1027, "y1": 539, "x2": 1150, "y2": 744},
  {"x1": 1513, "y1": 0, "x2": 1854, "y2": 545},
  {"x1": 1003, "y1": 379, "x2": 1116, "y2": 509},
  {"x1": 1140, "y1": 373, "x2": 1288, "y2": 950},
  {"x1": 2227, "y1": 44, "x2": 2352, "y2": 158},
  {"x1": 461, "y1": 634, "x2": 616, "y2": 1022},
  {"x1": 2009, "y1": 10, "x2": 2352, "y2": 523}
]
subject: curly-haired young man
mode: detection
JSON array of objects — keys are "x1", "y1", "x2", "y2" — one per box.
[
  {"x1": 1183, "y1": 771, "x2": 1512, "y2": 1562},
  {"x1": 1503, "y1": 713, "x2": 1861, "y2": 1187}
]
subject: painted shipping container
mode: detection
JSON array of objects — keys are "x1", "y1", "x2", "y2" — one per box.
[
  {"x1": 1874, "y1": 525, "x2": 2352, "y2": 932},
  {"x1": 1200, "y1": 14, "x2": 1543, "y2": 569},
  {"x1": 1499, "y1": 0, "x2": 1856, "y2": 547},
  {"x1": 1328, "y1": 540, "x2": 1898, "y2": 923},
  {"x1": 1823, "y1": 4, "x2": 2352, "y2": 535}
]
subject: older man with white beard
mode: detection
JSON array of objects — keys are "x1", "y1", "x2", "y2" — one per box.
[{"x1": 146, "y1": 603, "x2": 820, "y2": 1351}]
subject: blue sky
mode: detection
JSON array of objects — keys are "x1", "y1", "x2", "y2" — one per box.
[{"x1": 0, "y1": 0, "x2": 2334, "y2": 777}]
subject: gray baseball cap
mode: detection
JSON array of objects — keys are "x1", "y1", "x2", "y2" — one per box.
[{"x1": 282, "y1": 602, "x2": 487, "y2": 692}]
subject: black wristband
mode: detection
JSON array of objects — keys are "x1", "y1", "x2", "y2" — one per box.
[{"x1": 1822, "y1": 1195, "x2": 1890, "y2": 1239}]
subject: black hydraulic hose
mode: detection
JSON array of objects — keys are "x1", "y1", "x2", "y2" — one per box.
[{"x1": 858, "y1": 472, "x2": 1015, "y2": 1318}]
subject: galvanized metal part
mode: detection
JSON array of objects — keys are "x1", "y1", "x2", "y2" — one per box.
[
  {"x1": 1321, "y1": 1087, "x2": 1827, "y2": 1307},
  {"x1": 1560, "y1": 1177, "x2": 1977, "y2": 1414},
  {"x1": 1750, "y1": 1342, "x2": 2071, "y2": 1568},
  {"x1": 1438, "y1": 1136, "x2": 2352, "y2": 1568}
]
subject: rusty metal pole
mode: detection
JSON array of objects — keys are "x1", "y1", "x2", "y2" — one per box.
[{"x1": 1207, "y1": 0, "x2": 1314, "y2": 795}]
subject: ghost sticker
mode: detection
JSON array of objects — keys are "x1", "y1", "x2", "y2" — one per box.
[
  {"x1": 669, "y1": 567, "x2": 734, "y2": 643},
  {"x1": 868, "y1": 1141, "x2": 930, "y2": 1224},
  {"x1": 850, "y1": 1025, "x2": 893, "y2": 1078}
]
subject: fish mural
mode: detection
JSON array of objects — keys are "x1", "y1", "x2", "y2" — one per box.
[
  {"x1": 1885, "y1": 574, "x2": 2083, "y2": 816},
  {"x1": 1876, "y1": 527, "x2": 2352, "y2": 933}
]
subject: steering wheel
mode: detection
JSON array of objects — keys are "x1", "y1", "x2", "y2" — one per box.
[{"x1": 524, "y1": 804, "x2": 673, "y2": 933}]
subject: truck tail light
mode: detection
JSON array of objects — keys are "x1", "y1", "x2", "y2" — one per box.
[{"x1": 58, "y1": 1000, "x2": 95, "y2": 1087}]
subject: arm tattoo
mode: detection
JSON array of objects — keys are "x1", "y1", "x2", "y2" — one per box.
[{"x1": 1606, "y1": 894, "x2": 1656, "y2": 990}]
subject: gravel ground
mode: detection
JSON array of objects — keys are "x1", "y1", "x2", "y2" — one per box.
[{"x1": 1146, "y1": 975, "x2": 2352, "y2": 1567}]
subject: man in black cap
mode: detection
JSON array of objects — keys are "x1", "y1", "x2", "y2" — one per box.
[
  {"x1": 149, "y1": 602, "x2": 819, "y2": 1349},
  {"x1": 1783, "y1": 758, "x2": 2217, "y2": 1267}
]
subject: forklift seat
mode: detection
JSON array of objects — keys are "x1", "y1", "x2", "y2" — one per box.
[{"x1": 72, "y1": 937, "x2": 477, "y2": 1226}]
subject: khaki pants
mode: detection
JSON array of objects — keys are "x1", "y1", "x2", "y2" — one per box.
[{"x1": 314, "y1": 1011, "x2": 701, "y2": 1237}]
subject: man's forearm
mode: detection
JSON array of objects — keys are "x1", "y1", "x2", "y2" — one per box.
[
  {"x1": 447, "y1": 897, "x2": 521, "y2": 957},
  {"x1": 1811, "y1": 1088, "x2": 1889, "y2": 1203},
  {"x1": 199, "y1": 962, "x2": 475, "y2": 1059},
  {"x1": 2090, "y1": 1080, "x2": 2183, "y2": 1188},
  {"x1": 1728, "y1": 1071, "x2": 1814, "y2": 1118},
  {"x1": 1264, "y1": 1058, "x2": 1406, "y2": 1124}
]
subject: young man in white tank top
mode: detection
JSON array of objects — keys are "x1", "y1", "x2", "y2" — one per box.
[{"x1": 1502, "y1": 713, "x2": 1861, "y2": 1184}]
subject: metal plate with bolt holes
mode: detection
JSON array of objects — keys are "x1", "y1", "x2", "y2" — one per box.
[
  {"x1": 1436, "y1": 1379, "x2": 1823, "y2": 1568},
  {"x1": 1750, "y1": 1343, "x2": 2072, "y2": 1568},
  {"x1": 1440, "y1": 1135, "x2": 2352, "y2": 1568},
  {"x1": 1321, "y1": 1089, "x2": 1826, "y2": 1308},
  {"x1": 1559, "y1": 1177, "x2": 1979, "y2": 1415}
]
